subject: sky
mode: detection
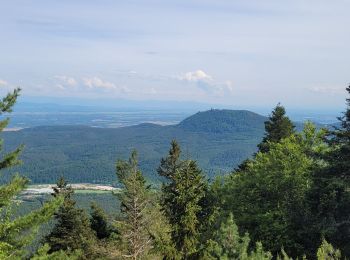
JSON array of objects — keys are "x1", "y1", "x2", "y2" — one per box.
[{"x1": 0, "y1": 0, "x2": 349, "y2": 110}]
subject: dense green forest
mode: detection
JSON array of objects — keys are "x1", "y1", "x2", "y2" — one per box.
[
  {"x1": 0, "y1": 86, "x2": 349, "y2": 259},
  {"x1": 2, "y1": 110, "x2": 308, "y2": 184}
]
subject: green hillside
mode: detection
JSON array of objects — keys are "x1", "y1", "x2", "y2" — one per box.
[{"x1": 2, "y1": 109, "x2": 267, "y2": 184}]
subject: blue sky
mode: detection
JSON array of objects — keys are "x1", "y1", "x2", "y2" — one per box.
[{"x1": 0, "y1": 0, "x2": 349, "y2": 110}]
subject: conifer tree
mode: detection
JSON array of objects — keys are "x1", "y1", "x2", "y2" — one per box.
[
  {"x1": 326, "y1": 85, "x2": 350, "y2": 179},
  {"x1": 158, "y1": 141, "x2": 206, "y2": 258},
  {"x1": 203, "y1": 213, "x2": 251, "y2": 259},
  {"x1": 306, "y1": 86, "x2": 350, "y2": 256},
  {"x1": 157, "y1": 140, "x2": 182, "y2": 222},
  {"x1": 204, "y1": 214, "x2": 272, "y2": 260},
  {"x1": 116, "y1": 150, "x2": 152, "y2": 259},
  {"x1": 316, "y1": 239, "x2": 341, "y2": 260},
  {"x1": 90, "y1": 202, "x2": 113, "y2": 240},
  {"x1": 44, "y1": 177, "x2": 96, "y2": 257},
  {"x1": 0, "y1": 88, "x2": 62, "y2": 258},
  {"x1": 257, "y1": 104, "x2": 295, "y2": 153}
]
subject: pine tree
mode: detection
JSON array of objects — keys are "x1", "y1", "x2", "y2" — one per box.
[
  {"x1": 116, "y1": 150, "x2": 152, "y2": 259},
  {"x1": 157, "y1": 140, "x2": 182, "y2": 223},
  {"x1": 203, "y1": 213, "x2": 251, "y2": 259},
  {"x1": 326, "y1": 85, "x2": 350, "y2": 179},
  {"x1": 316, "y1": 239, "x2": 341, "y2": 260},
  {"x1": 204, "y1": 214, "x2": 273, "y2": 260},
  {"x1": 157, "y1": 139, "x2": 181, "y2": 179},
  {"x1": 306, "y1": 86, "x2": 350, "y2": 256},
  {"x1": 158, "y1": 141, "x2": 207, "y2": 259},
  {"x1": 0, "y1": 88, "x2": 63, "y2": 258},
  {"x1": 90, "y1": 202, "x2": 113, "y2": 240},
  {"x1": 44, "y1": 177, "x2": 96, "y2": 257},
  {"x1": 257, "y1": 104, "x2": 295, "y2": 153}
]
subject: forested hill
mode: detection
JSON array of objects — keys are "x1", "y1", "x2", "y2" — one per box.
[
  {"x1": 178, "y1": 109, "x2": 266, "y2": 133},
  {"x1": 3, "y1": 109, "x2": 269, "y2": 184}
]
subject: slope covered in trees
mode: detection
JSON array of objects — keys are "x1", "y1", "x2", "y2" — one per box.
[
  {"x1": 2, "y1": 110, "x2": 269, "y2": 184},
  {"x1": 1, "y1": 87, "x2": 350, "y2": 259}
]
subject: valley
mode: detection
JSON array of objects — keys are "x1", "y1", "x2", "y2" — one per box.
[{"x1": 3, "y1": 109, "x2": 267, "y2": 184}]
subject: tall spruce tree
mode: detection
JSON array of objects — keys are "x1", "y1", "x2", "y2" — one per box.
[
  {"x1": 0, "y1": 88, "x2": 62, "y2": 259},
  {"x1": 326, "y1": 85, "x2": 350, "y2": 179},
  {"x1": 306, "y1": 86, "x2": 350, "y2": 256},
  {"x1": 157, "y1": 140, "x2": 182, "y2": 222},
  {"x1": 257, "y1": 103, "x2": 295, "y2": 153},
  {"x1": 116, "y1": 150, "x2": 153, "y2": 259},
  {"x1": 158, "y1": 142, "x2": 206, "y2": 258},
  {"x1": 44, "y1": 177, "x2": 96, "y2": 257}
]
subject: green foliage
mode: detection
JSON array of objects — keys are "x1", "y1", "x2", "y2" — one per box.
[
  {"x1": 257, "y1": 104, "x2": 295, "y2": 153},
  {"x1": 316, "y1": 239, "x2": 341, "y2": 260},
  {"x1": 32, "y1": 243, "x2": 82, "y2": 260},
  {"x1": 219, "y1": 123, "x2": 326, "y2": 257},
  {"x1": 203, "y1": 214, "x2": 273, "y2": 260},
  {"x1": 2, "y1": 87, "x2": 350, "y2": 259},
  {"x1": 0, "y1": 89, "x2": 62, "y2": 259},
  {"x1": 158, "y1": 141, "x2": 207, "y2": 258},
  {"x1": 44, "y1": 177, "x2": 96, "y2": 258},
  {"x1": 203, "y1": 213, "x2": 251, "y2": 259},
  {"x1": 90, "y1": 202, "x2": 113, "y2": 240},
  {"x1": 2, "y1": 110, "x2": 269, "y2": 183},
  {"x1": 305, "y1": 86, "x2": 350, "y2": 256},
  {"x1": 116, "y1": 150, "x2": 153, "y2": 259}
]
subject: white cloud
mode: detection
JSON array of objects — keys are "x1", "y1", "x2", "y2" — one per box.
[
  {"x1": 54, "y1": 75, "x2": 78, "y2": 87},
  {"x1": 179, "y1": 70, "x2": 233, "y2": 96},
  {"x1": 180, "y1": 70, "x2": 213, "y2": 82},
  {"x1": 82, "y1": 77, "x2": 116, "y2": 89},
  {"x1": 0, "y1": 79, "x2": 8, "y2": 86}
]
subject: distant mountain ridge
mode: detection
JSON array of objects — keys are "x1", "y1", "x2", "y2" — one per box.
[{"x1": 2, "y1": 110, "x2": 274, "y2": 184}]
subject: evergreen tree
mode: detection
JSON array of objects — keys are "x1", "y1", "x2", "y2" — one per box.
[
  {"x1": 316, "y1": 239, "x2": 341, "y2": 260},
  {"x1": 0, "y1": 88, "x2": 62, "y2": 259},
  {"x1": 306, "y1": 86, "x2": 350, "y2": 256},
  {"x1": 32, "y1": 243, "x2": 82, "y2": 260},
  {"x1": 158, "y1": 142, "x2": 206, "y2": 259},
  {"x1": 325, "y1": 85, "x2": 350, "y2": 179},
  {"x1": 204, "y1": 214, "x2": 272, "y2": 260},
  {"x1": 157, "y1": 140, "x2": 181, "y2": 179},
  {"x1": 44, "y1": 177, "x2": 96, "y2": 258},
  {"x1": 220, "y1": 123, "x2": 326, "y2": 257},
  {"x1": 90, "y1": 202, "x2": 113, "y2": 240},
  {"x1": 157, "y1": 140, "x2": 182, "y2": 233},
  {"x1": 116, "y1": 150, "x2": 153, "y2": 259},
  {"x1": 203, "y1": 213, "x2": 251, "y2": 259},
  {"x1": 257, "y1": 104, "x2": 295, "y2": 153}
]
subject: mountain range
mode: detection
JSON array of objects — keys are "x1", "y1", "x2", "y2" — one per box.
[{"x1": 3, "y1": 109, "x2": 299, "y2": 184}]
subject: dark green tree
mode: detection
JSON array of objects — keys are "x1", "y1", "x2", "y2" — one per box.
[
  {"x1": 306, "y1": 86, "x2": 350, "y2": 256},
  {"x1": 90, "y1": 202, "x2": 113, "y2": 240},
  {"x1": 0, "y1": 88, "x2": 62, "y2": 258},
  {"x1": 44, "y1": 177, "x2": 96, "y2": 257},
  {"x1": 157, "y1": 140, "x2": 182, "y2": 225},
  {"x1": 158, "y1": 142, "x2": 207, "y2": 258},
  {"x1": 257, "y1": 104, "x2": 295, "y2": 153},
  {"x1": 116, "y1": 150, "x2": 153, "y2": 259}
]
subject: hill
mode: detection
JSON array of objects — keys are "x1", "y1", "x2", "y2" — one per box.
[
  {"x1": 178, "y1": 109, "x2": 266, "y2": 133},
  {"x1": 2, "y1": 109, "x2": 267, "y2": 184}
]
